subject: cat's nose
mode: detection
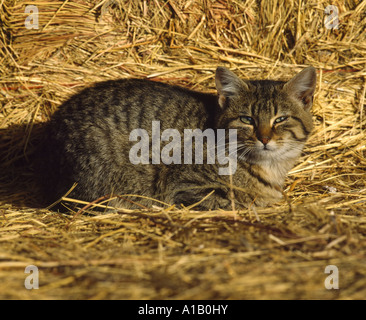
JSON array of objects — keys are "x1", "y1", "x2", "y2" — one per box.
[
  {"x1": 257, "y1": 126, "x2": 272, "y2": 145},
  {"x1": 259, "y1": 136, "x2": 270, "y2": 145}
]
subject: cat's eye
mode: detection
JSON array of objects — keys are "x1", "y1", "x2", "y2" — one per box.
[
  {"x1": 240, "y1": 116, "x2": 255, "y2": 125},
  {"x1": 274, "y1": 116, "x2": 288, "y2": 124}
]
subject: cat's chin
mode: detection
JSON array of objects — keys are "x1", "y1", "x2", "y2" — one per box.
[
  {"x1": 243, "y1": 153, "x2": 275, "y2": 164},
  {"x1": 245, "y1": 146, "x2": 299, "y2": 164},
  {"x1": 251, "y1": 146, "x2": 277, "y2": 158}
]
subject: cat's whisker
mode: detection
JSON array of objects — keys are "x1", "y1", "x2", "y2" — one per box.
[
  {"x1": 238, "y1": 147, "x2": 253, "y2": 161},
  {"x1": 224, "y1": 144, "x2": 247, "y2": 158}
]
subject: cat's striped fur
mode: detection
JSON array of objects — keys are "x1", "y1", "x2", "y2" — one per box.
[{"x1": 38, "y1": 66, "x2": 316, "y2": 210}]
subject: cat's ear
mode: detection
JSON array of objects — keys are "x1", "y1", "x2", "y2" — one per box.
[
  {"x1": 215, "y1": 67, "x2": 249, "y2": 108},
  {"x1": 283, "y1": 66, "x2": 317, "y2": 110}
]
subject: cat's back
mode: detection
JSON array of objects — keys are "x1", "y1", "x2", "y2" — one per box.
[
  {"x1": 38, "y1": 78, "x2": 218, "y2": 204},
  {"x1": 52, "y1": 78, "x2": 217, "y2": 133}
]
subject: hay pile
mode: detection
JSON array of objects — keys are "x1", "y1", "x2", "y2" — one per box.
[{"x1": 0, "y1": 0, "x2": 365, "y2": 299}]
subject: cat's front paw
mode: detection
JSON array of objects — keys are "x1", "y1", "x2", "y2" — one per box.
[{"x1": 172, "y1": 189, "x2": 232, "y2": 211}]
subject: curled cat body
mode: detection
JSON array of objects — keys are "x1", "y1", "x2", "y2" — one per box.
[{"x1": 38, "y1": 66, "x2": 316, "y2": 210}]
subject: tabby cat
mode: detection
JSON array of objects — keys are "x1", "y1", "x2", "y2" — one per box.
[{"x1": 39, "y1": 66, "x2": 316, "y2": 210}]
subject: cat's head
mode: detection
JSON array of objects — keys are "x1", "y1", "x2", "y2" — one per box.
[{"x1": 215, "y1": 66, "x2": 316, "y2": 165}]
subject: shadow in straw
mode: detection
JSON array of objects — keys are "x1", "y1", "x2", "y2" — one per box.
[{"x1": 0, "y1": 122, "x2": 48, "y2": 208}]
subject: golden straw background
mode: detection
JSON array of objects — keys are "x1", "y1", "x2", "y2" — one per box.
[{"x1": 0, "y1": 0, "x2": 365, "y2": 299}]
